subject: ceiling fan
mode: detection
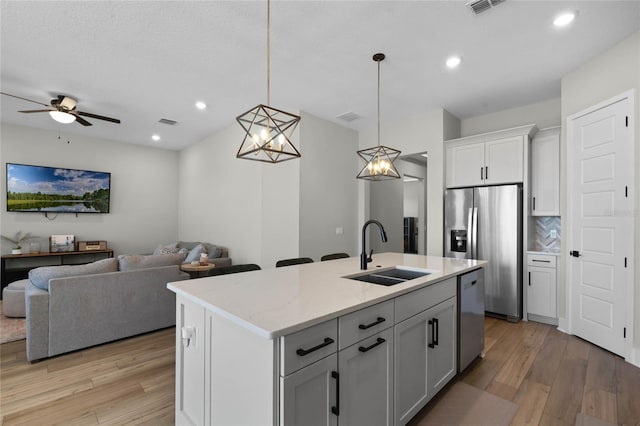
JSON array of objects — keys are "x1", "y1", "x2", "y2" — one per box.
[{"x1": 0, "y1": 92, "x2": 121, "y2": 126}]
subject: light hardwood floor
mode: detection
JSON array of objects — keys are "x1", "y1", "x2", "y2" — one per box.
[{"x1": 1, "y1": 318, "x2": 639, "y2": 425}]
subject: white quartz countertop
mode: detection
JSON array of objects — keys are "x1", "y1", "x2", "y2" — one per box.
[{"x1": 168, "y1": 252, "x2": 486, "y2": 339}]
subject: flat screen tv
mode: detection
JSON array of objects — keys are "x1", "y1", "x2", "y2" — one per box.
[{"x1": 6, "y1": 163, "x2": 111, "y2": 213}]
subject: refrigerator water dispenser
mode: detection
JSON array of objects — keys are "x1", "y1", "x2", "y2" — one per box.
[{"x1": 451, "y1": 229, "x2": 467, "y2": 252}]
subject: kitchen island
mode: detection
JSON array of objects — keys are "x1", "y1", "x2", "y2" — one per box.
[{"x1": 168, "y1": 252, "x2": 486, "y2": 426}]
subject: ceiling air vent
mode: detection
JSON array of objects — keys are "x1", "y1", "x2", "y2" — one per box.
[
  {"x1": 337, "y1": 112, "x2": 361, "y2": 122},
  {"x1": 467, "y1": 0, "x2": 506, "y2": 15},
  {"x1": 158, "y1": 118, "x2": 177, "y2": 125}
]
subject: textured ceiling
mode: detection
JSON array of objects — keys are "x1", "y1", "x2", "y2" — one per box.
[{"x1": 1, "y1": 1, "x2": 639, "y2": 151}]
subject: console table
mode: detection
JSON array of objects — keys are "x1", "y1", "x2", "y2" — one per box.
[{"x1": 1, "y1": 249, "x2": 114, "y2": 299}]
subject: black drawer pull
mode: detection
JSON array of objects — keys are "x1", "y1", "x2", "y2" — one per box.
[
  {"x1": 434, "y1": 318, "x2": 439, "y2": 346},
  {"x1": 296, "y1": 337, "x2": 334, "y2": 357},
  {"x1": 358, "y1": 317, "x2": 386, "y2": 330},
  {"x1": 428, "y1": 319, "x2": 435, "y2": 348},
  {"x1": 532, "y1": 259, "x2": 551, "y2": 263},
  {"x1": 358, "y1": 337, "x2": 386, "y2": 353},
  {"x1": 331, "y1": 371, "x2": 340, "y2": 416}
]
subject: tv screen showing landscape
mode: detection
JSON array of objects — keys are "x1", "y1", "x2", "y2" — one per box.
[{"x1": 6, "y1": 163, "x2": 111, "y2": 213}]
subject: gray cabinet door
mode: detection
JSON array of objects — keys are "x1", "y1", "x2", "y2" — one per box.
[
  {"x1": 426, "y1": 297, "x2": 457, "y2": 399},
  {"x1": 281, "y1": 354, "x2": 338, "y2": 426},
  {"x1": 338, "y1": 329, "x2": 394, "y2": 426},
  {"x1": 394, "y1": 309, "x2": 429, "y2": 425}
]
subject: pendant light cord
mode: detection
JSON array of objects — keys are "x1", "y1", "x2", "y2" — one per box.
[
  {"x1": 377, "y1": 57, "x2": 380, "y2": 148},
  {"x1": 267, "y1": 0, "x2": 271, "y2": 107}
]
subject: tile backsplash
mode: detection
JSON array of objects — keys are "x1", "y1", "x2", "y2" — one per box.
[{"x1": 529, "y1": 216, "x2": 561, "y2": 252}]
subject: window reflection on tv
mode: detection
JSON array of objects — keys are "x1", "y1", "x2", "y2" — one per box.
[{"x1": 6, "y1": 163, "x2": 111, "y2": 213}]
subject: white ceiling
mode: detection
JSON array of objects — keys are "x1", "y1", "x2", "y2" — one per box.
[{"x1": 1, "y1": 1, "x2": 639, "y2": 151}]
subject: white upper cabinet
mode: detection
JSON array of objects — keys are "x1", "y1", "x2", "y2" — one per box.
[
  {"x1": 530, "y1": 127, "x2": 560, "y2": 216},
  {"x1": 445, "y1": 125, "x2": 536, "y2": 189}
]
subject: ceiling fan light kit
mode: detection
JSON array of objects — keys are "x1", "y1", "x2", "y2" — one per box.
[
  {"x1": 236, "y1": 0, "x2": 301, "y2": 163},
  {"x1": 357, "y1": 53, "x2": 401, "y2": 181},
  {"x1": 49, "y1": 110, "x2": 77, "y2": 124},
  {"x1": 1, "y1": 92, "x2": 120, "y2": 127}
]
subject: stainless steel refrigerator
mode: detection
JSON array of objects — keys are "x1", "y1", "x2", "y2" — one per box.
[{"x1": 444, "y1": 184, "x2": 522, "y2": 321}]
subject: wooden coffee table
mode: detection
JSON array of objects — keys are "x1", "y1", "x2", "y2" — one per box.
[{"x1": 180, "y1": 263, "x2": 216, "y2": 278}]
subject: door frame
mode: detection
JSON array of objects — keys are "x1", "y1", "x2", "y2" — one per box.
[{"x1": 564, "y1": 89, "x2": 635, "y2": 363}]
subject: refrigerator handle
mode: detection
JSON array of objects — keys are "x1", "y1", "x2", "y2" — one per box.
[
  {"x1": 472, "y1": 207, "x2": 478, "y2": 259},
  {"x1": 467, "y1": 208, "x2": 473, "y2": 258}
]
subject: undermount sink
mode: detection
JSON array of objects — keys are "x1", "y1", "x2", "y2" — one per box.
[{"x1": 345, "y1": 266, "x2": 437, "y2": 287}]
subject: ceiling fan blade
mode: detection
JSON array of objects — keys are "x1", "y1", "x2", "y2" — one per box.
[
  {"x1": 77, "y1": 111, "x2": 121, "y2": 124},
  {"x1": 2, "y1": 92, "x2": 50, "y2": 107},
  {"x1": 19, "y1": 109, "x2": 53, "y2": 113},
  {"x1": 72, "y1": 114, "x2": 93, "y2": 126}
]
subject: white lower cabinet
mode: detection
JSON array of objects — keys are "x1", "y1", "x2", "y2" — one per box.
[
  {"x1": 338, "y1": 328, "x2": 394, "y2": 426},
  {"x1": 526, "y1": 253, "x2": 557, "y2": 324},
  {"x1": 175, "y1": 297, "x2": 206, "y2": 426},
  {"x1": 394, "y1": 296, "x2": 456, "y2": 425},
  {"x1": 176, "y1": 276, "x2": 461, "y2": 426},
  {"x1": 281, "y1": 353, "x2": 338, "y2": 426}
]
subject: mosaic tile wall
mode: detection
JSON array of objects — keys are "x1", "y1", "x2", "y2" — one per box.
[{"x1": 528, "y1": 216, "x2": 561, "y2": 252}]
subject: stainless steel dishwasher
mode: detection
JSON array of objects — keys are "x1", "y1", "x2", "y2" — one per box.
[{"x1": 458, "y1": 268, "x2": 485, "y2": 372}]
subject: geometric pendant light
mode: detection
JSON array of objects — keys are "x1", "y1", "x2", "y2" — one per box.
[
  {"x1": 356, "y1": 53, "x2": 401, "y2": 180},
  {"x1": 236, "y1": 0, "x2": 301, "y2": 163}
]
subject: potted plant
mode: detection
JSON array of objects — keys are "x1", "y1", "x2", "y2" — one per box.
[{"x1": 1, "y1": 231, "x2": 39, "y2": 255}]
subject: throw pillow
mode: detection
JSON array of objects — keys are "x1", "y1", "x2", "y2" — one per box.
[
  {"x1": 118, "y1": 254, "x2": 185, "y2": 271},
  {"x1": 184, "y1": 243, "x2": 207, "y2": 263},
  {"x1": 29, "y1": 258, "x2": 119, "y2": 291},
  {"x1": 203, "y1": 243, "x2": 221, "y2": 259},
  {"x1": 153, "y1": 242, "x2": 178, "y2": 255}
]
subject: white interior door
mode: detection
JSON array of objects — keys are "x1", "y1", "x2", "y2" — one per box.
[{"x1": 568, "y1": 93, "x2": 633, "y2": 357}]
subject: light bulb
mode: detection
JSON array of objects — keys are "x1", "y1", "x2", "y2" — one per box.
[
  {"x1": 49, "y1": 110, "x2": 76, "y2": 124},
  {"x1": 278, "y1": 134, "x2": 285, "y2": 145},
  {"x1": 261, "y1": 128, "x2": 269, "y2": 140}
]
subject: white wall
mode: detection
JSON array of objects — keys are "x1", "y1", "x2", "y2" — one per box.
[
  {"x1": 460, "y1": 97, "x2": 561, "y2": 138},
  {"x1": 0, "y1": 124, "x2": 179, "y2": 256},
  {"x1": 359, "y1": 108, "x2": 448, "y2": 256},
  {"x1": 299, "y1": 112, "x2": 359, "y2": 261},
  {"x1": 560, "y1": 31, "x2": 640, "y2": 350}
]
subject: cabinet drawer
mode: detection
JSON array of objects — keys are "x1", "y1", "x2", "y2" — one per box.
[
  {"x1": 395, "y1": 277, "x2": 456, "y2": 323},
  {"x1": 280, "y1": 319, "x2": 338, "y2": 376},
  {"x1": 527, "y1": 254, "x2": 556, "y2": 268},
  {"x1": 338, "y1": 300, "x2": 394, "y2": 350}
]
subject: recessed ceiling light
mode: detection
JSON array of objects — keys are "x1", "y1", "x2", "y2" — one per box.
[
  {"x1": 446, "y1": 56, "x2": 462, "y2": 69},
  {"x1": 195, "y1": 101, "x2": 207, "y2": 110},
  {"x1": 553, "y1": 12, "x2": 576, "y2": 27},
  {"x1": 151, "y1": 134, "x2": 160, "y2": 142}
]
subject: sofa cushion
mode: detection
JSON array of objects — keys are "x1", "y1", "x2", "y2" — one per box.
[
  {"x1": 29, "y1": 258, "x2": 119, "y2": 291},
  {"x1": 184, "y1": 244, "x2": 207, "y2": 263},
  {"x1": 178, "y1": 241, "x2": 221, "y2": 259},
  {"x1": 118, "y1": 253, "x2": 184, "y2": 271},
  {"x1": 153, "y1": 242, "x2": 179, "y2": 255}
]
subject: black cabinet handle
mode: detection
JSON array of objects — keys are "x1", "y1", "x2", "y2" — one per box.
[
  {"x1": 358, "y1": 337, "x2": 386, "y2": 353},
  {"x1": 532, "y1": 259, "x2": 551, "y2": 263},
  {"x1": 296, "y1": 337, "x2": 334, "y2": 357},
  {"x1": 528, "y1": 271, "x2": 531, "y2": 286},
  {"x1": 533, "y1": 196, "x2": 536, "y2": 211},
  {"x1": 485, "y1": 166, "x2": 488, "y2": 180},
  {"x1": 428, "y1": 319, "x2": 435, "y2": 348},
  {"x1": 331, "y1": 371, "x2": 340, "y2": 416},
  {"x1": 480, "y1": 167, "x2": 484, "y2": 180},
  {"x1": 434, "y1": 318, "x2": 439, "y2": 346},
  {"x1": 358, "y1": 317, "x2": 386, "y2": 330}
]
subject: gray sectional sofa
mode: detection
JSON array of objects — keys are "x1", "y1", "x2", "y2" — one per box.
[{"x1": 25, "y1": 255, "x2": 189, "y2": 361}]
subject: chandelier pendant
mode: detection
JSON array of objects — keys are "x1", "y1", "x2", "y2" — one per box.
[
  {"x1": 236, "y1": 0, "x2": 301, "y2": 163},
  {"x1": 357, "y1": 52, "x2": 401, "y2": 180}
]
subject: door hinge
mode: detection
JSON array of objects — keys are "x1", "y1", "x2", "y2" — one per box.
[{"x1": 624, "y1": 327, "x2": 626, "y2": 338}]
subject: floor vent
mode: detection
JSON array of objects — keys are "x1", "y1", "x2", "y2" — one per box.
[
  {"x1": 467, "y1": 0, "x2": 506, "y2": 14},
  {"x1": 158, "y1": 118, "x2": 178, "y2": 125}
]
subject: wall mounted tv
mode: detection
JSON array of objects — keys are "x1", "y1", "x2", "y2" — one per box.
[{"x1": 6, "y1": 163, "x2": 111, "y2": 213}]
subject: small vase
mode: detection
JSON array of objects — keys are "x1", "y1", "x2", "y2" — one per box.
[{"x1": 12, "y1": 248, "x2": 22, "y2": 255}]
